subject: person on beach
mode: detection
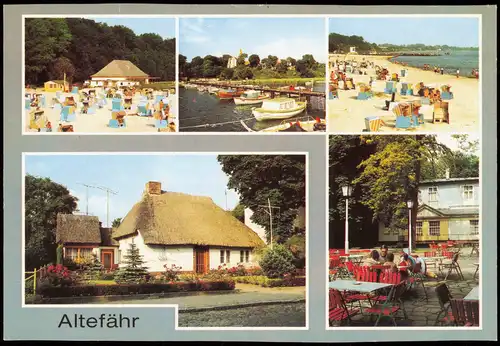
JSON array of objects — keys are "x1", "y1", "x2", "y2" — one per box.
[
  {"x1": 456, "y1": 69, "x2": 460, "y2": 78},
  {"x1": 441, "y1": 67, "x2": 444, "y2": 75}
]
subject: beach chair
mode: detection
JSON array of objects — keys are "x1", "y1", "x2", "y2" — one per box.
[
  {"x1": 395, "y1": 114, "x2": 419, "y2": 129},
  {"x1": 56, "y1": 91, "x2": 62, "y2": 99},
  {"x1": 87, "y1": 106, "x2": 97, "y2": 115},
  {"x1": 384, "y1": 81, "x2": 396, "y2": 94},
  {"x1": 434, "y1": 283, "x2": 454, "y2": 326},
  {"x1": 363, "y1": 116, "x2": 384, "y2": 132},
  {"x1": 71, "y1": 86, "x2": 79, "y2": 94},
  {"x1": 155, "y1": 119, "x2": 168, "y2": 129},
  {"x1": 25, "y1": 98, "x2": 31, "y2": 110},
  {"x1": 112, "y1": 98, "x2": 124, "y2": 112},
  {"x1": 433, "y1": 101, "x2": 450, "y2": 124},
  {"x1": 137, "y1": 103, "x2": 150, "y2": 116},
  {"x1": 60, "y1": 106, "x2": 76, "y2": 122},
  {"x1": 108, "y1": 111, "x2": 126, "y2": 128},
  {"x1": 441, "y1": 91, "x2": 453, "y2": 100},
  {"x1": 400, "y1": 83, "x2": 413, "y2": 96},
  {"x1": 329, "y1": 289, "x2": 360, "y2": 326},
  {"x1": 155, "y1": 95, "x2": 164, "y2": 104}
]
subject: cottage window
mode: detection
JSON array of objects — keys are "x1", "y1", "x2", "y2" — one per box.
[
  {"x1": 64, "y1": 247, "x2": 93, "y2": 260},
  {"x1": 428, "y1": 187, "x2": 438, "y2": 202},
  {"x1": 428, "y1": 221, "x2": 441, "y2": 236},
  {"x1": 220, "y1": 250, "x2": 225, "y2": 264},
  {"x1": 462, "y1": 185, "x2": 474, "y2": 202},
  {"x1": 416, "y1": 221, "x2": 423, "y2": 236},
  {"x1": 245, "y1": 250, "x2": 250, "y2": 263},
  {"x1": 240, "y1": 251, "x2": 244, "y2": 263},
  {"x1": 79, "y1": 248, "x2": 93, "y2": 259},
  {"x1": 226, "y1": 250, "x2": 231, "y2": 264},
  {"x1": 470, "y1": 220, "x2": 479, "y2": 235},
  {"x1": 65, "y1": 248, "x2": 78, "y2": 260}
]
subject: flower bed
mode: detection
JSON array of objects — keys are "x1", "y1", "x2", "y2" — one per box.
[
  {"x1": 37, "y1": 280, "x2": 235, "y2": 298},
  {"x1": 232, "y1": 276, "x2": 305, "y2": 287}
]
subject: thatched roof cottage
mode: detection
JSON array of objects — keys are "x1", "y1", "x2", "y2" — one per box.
[
  {"x1": 87, "y1": 60, "x2": 155, "y2": 88},
  {"x1": 113, "y1": 181, "x2": 266, "y2": 274},
  {"x1": 56, "y1": 214, "x2": 119, "y2": 269}
]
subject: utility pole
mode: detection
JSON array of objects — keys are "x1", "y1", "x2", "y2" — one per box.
[
  {"x1": 77, "y1": 183, "x2": 92, "y2": 215},
  {"x1": 258, "y1": 199, "x2": 280, "y2": 249}
]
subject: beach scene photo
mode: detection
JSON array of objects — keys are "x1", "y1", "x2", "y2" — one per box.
[
  {"x1": 328, "y1": 134, "x2": 480, "y2": 327},
  {"x1": 24, "y1": 154, "x2": 307, "y2": 327},
  {"x1": 328, "y1": 17, "x2": 479, "y2": 133},
  {"x1": 24, "y1": 17, "x2": 177, "y2": 134},
  {"x1": 178, "y1": 17, "x2": 327, "y2": 133}
]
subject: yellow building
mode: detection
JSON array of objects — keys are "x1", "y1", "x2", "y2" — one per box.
[{"x1": 44, "y1": 80, "x2": 69, "y2": 92}]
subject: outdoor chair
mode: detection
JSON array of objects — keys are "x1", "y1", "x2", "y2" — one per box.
[
  {"x1": 408, "y1": 262, "x2": 429, "y2": 301},
  {"x1": 370, "y1": 271, "x2": 404, "y2": 304},
  {"x1": 424, "y1": 252, "x2": 438, "y2": 269},
  {"x1": 449, "y1": 299, "x2": 480, "y2": 326},
  {"x1": 365, "y1": 281, "x2": 408, "y2": 326},
  {"x1": 434, "y1": 283, "x2": 454, "y2": 326},
  {"x1": 472, "y1": 263, "x2": 479, "y2": 280},
  {"x1": 439, "y1": 253, "x2": 465, "y2": 281},
  {"x1": 470, "y1": 243, "x2": 479, "y2": 257},
  {"x1": 60, "y1": 106, "x2": 76, "y2": 122},
  {"x1": 329, "y1": 289, "x2": 360, "y2": 326}
]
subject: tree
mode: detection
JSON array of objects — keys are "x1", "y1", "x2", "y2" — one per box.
[
  {"x1": 260, "y1": 58, "x2": 270, "y2": 69},
  {"x1": 25, "y1": 175, "x2": 78, "y2": 270},
  {"x1": 189, "y1": 56, "x2": 204, "y2": 78},
  {"x1": 86, "y1": 253, "x2": 103, "y2": 280},
  {"x1": 231, "y1": 203, "x2": 245, "y2": 222},
  {"x1": 233, "y1": 66, "x2": 253, "y2": 80},
  {"x1": 217, "y1": 155, "x2": 306, "y2": 242},
  {"x1": 301, "y1": 54, "x2": 316, "y2": 69},
  {"x1": 221, "y1": 54, "x2": 232, "y2": 68},
  {"x1": 276, "y1": 62, "x2": 288, "y2": 74},
  {"x1": 50, "y1": 57, "x2": 76, "y2": 83},
  {"x1": 220, "y1": 68, "x2": 234, "y2": 80},
  {"x1": 178, "y1": 54, "x2": 187, "y2": 78},
  {"x1": 286, "y1": 57, "x2": 297, "y2": 67},
  {"x1": 114, "y1": 243, "x2": 148, "y2": 283},
  {"x1": 259, "y1": 244, "x2": 296, "y2": 279},
  {"x1": 112, "y1": 218, "x2": 122, "y2": 228},
  {"x1": 248, "y1": 54, "x2": 260, "y2": 67}
]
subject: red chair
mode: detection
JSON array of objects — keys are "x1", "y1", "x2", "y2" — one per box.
[
  {"x1": 365, "y1": 281, "x2": 408, "y2": 326},
  {"x1": 434, "y1": 283, "x2": 454, "y2": 326},
  {"x1": 329, "y1": 289, "x2": 360, "y2": 326},
  {"x1": 450, "y1": 299, "x2": 480, "y2": 326},
  {"x1": 424, "y1": 251, "x2": 438, "y2": 269},
  {"x1": 442, "y1": 251, "x2": 454, "y2": 260}
]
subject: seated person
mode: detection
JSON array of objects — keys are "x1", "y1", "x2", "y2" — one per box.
[
  {"x1": 398, "y1": 253, "x2": 411, "y2": 279},
  {"x1": 362, "y1": 250, "x2": 381, "y2": 267},
  {"x1": 379, "y1": 245, "x2": 389, "y2": 263},
  {"x1": 383, "y1": 253, "x2": 398, "y2": 273}
]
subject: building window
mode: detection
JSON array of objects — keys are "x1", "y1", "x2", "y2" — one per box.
[
  {"x1": 428, "y1": 221, "x2": 441, "y2": 236},
  {"x1": 64, "y1": 247, "x2": 93, "y2": 260},
  {"x1": 240, "y1": 251, "x2": 244, "y2": 263},
  {"x1": 428, "y1": 187, "x2": 438, "y2": 202},
  {"x1": 220, "y1": 250, "x2": 225, "y2": 264},
  {"x1": 226, "y1": 250, "x2": 231, "y2": 264},
  {"x1": 65, "y1": 248, "x2": 78, "y2": 260},
  {"x1": 462, "y1": 185, "x2": 474, "y2": 202},
  {"x1": 416, "y1": 221, "x2": 423, "y2": 236},
  {"x1": 245, "y1": 250, "x2": 250, "y2": 263},
  {"x1": 470, "y1": 220, "x2": 479, "y2": 235}
]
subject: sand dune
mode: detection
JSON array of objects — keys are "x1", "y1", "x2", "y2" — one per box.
[{"x1": 327, "y1": 54, "x2": 479, "y2": 133}]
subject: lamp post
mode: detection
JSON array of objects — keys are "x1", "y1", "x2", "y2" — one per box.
[
  {"x1": 407, "y1": 200, "x2": 414, "y2": 254},
  {"x1": 342, "y1": 184, "x2": 352, "y2": 254}
]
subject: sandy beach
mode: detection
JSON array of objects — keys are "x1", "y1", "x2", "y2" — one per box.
[
  {"x1": 24, "y1": 89, "x2": 178, "y2": 134},
  {"x1": 327, "y1": 54, "x2": 479, "y2": 133}
]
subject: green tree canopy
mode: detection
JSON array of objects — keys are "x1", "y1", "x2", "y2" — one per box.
[
  {"x1": 25, "y1": 174, "x2": 78, "y2": 270},
  {"x1": 248, "y1": 54, "x2": 260, "y2": 67},
  {"x1": 217, "y1": 155, "x2": 306, "y2": 243},
  {"x1": 231, "y1": 203, "x2": 245, "y2": 222},
  {"x1": 112, "y1": 218, "x2": 122, "y2": 228}
]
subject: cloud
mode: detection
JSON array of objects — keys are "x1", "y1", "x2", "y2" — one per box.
[
  {"x1": 180, "y1": 18, "x2": 211, "y2": 46},
  {"x1": 253, "y1": 37, "x2": 326, "y2": 63}
]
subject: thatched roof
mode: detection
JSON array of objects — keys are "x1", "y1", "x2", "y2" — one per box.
[
  {"x1": 113, "y1": 191, "x2": 266, "y2": 248},
  {"x1": 91, "y1": 60, "x2": 149, "y2": 79},
  {"x1": 100, "y1": 227, "x2": 119, "y2": 246},
  {"x1": 56, "y1": 214, "x2": 101, "y2": 244}
]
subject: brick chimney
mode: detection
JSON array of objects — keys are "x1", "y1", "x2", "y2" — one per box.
[{"x1": 145, "y1": 181, "x2": 162, "y2": 195}]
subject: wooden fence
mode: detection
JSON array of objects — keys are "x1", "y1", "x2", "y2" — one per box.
[{"x1": 25, "y1": 265, "x2": 49, "y2": 293}]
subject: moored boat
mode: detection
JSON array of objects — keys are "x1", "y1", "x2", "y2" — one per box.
[
  {"x1": 218, "y1": 88, "x2": 244, "y2": 100},
  {"x1": 252, "y1": 97, "x2": 307, "y2": 121},
  {"x1": 240, "y1": 116, "x2": 326, "y2": 132},
  {"x1": 233, "y1": 90, "x2": 270, "y2": 105}
]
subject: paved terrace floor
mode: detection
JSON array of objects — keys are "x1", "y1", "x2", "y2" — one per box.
[{"x1": 331, "y1": 255, "x2": 480, "y2": 327}]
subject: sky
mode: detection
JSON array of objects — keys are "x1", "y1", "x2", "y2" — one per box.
[
  {"x1": 180, "y1": 17, "x2": 326, "y2": 62},
  {"x1": 25, "y1": 154, "x2": 240, "y2": 227},
  {"x1": 85, "y1": 17, "x2": 176, "y2": 39},
  {"x1": 329, "y1": 17, "x2": 479, "y2": 47},
  {"x1": 435, "y1": 134, "x2": 480, "y2": 155}
]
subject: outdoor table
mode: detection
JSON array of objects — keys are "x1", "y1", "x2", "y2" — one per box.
[
  {"x1": 464, "y1": 286, "x2": 479, "y2": 301},
  {"x1": 329, "y1": 279, "x2": 393, "y2": 293},
  {"x1": 421, "y1": 256, "x2": 447, "y2": 276},
  {"x1": 472, "y1": 263, "x2": 479, "y2": 279}
]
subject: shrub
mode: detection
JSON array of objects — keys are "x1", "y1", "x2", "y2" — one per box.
[
  {"x1": 259, "y1": 244, "x2": 296, "y2": 279},
  {"x1": 37, "y1": 280, "x2": 235, "y2": 298},
  {"x1": 44, "y1": 264, "x2": 74, "y2": 287},
  {"x1": 227, "y1": 264, "x2": 247, "y2": 277},
  {"x1": 178, "y1": 273, "x2": 200, "y2": 282},
  {"x1": 246, "y1": 266, "x2": 264, "y2": 276},
  {"x1": 232, "y1": 275, "x2": 305, "y2": 287},
  {"x1": 100, "y1": 272, "x2": 116, "y2": 281},
  {"x1": 114, "y1": 243, "x2": 148, "y2": 283},
  {"x1": 164, "y1": 264, "x2": 182, "y2": 282},
  {"x1": 202, "y1": 264, "x2": 229, "y2": 280}
]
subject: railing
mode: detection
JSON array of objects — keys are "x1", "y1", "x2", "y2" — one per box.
[{"x1": 25, "y1": 265, "x2": 49, "y2": 293}]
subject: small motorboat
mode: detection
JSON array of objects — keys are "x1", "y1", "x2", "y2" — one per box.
[
  {"x1": 252, "y1": 97, "x2": 307, "y2": 121},
  {"x1": 218, "y1": 88, "x2": 244, "y2": 100},
  {"x1": 241, "y1": 116, "x2": 326, "y2": 132},
  {"x1": 233, "y1": 90, "x2": 270, "y2": 105}
]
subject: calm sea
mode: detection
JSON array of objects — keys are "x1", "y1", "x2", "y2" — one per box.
[
  {"x1": 389, "y1": 50, "x2": 479, "y2": 76},
  {"x1": 179, "y1": 83, "x2": 325, "y2": 132}
]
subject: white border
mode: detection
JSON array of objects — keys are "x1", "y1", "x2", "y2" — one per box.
[{"x1": 21, "y1": 151, "x2": 309, "y2": 331}]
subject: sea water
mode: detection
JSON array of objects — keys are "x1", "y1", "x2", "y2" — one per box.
[{"x1": 390, "y1": 50, "x2": 479, "y2": 77}]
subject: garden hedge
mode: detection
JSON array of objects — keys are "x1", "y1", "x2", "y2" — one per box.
[
  {"x1": 232, "y1": 276, "x2": 305, "y2": 287},
  {"x1": 37, "y1": 280, "x2": 235, "y2": 298}
]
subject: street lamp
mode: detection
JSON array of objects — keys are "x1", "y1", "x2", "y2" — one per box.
[
  {"x1": 342, "y1": 184, "x2": 353, "y2": 254},
  {"x1": 407, "y1": 200, "x2": 414, "y2": 254}
]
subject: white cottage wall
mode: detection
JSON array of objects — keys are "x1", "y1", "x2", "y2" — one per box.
[{"x1": 209, "y1": 248, "x2": 257, "y2": 269}]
